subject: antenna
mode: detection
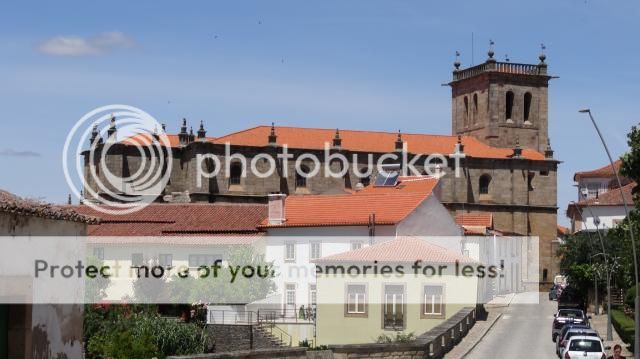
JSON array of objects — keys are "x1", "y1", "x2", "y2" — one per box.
[{"x1": 471, "y1": 32, "x2": 474, "y2": 66}]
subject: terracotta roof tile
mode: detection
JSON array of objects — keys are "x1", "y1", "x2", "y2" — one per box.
[
  {"x1": 557, "y1": 224, "x2": 570, "y2": 236},
  {"x1": 314, "y1": 237, "x2": 475, "y2": 264},
  {"x1": 0, "y1": 189, "x2": 97, "y2": 224},
  {"x1": 455, "y1": 212, "x2": 493, "y2": 228},
  {"x1": 214, "y1": 126, "x2": 545, "y2": 160},
  {"x1": 260, "y1": 177, "x2": 438, "y2": 228},
  {"x1": 70, "y1": 203, "x2": 267, "y2": 236},
  {"x1": 574, "y1": 160, "x2": 622, "y2": 181},
  {"x1": 575, "y1": 182, "x2": 635, "y2": 207}
]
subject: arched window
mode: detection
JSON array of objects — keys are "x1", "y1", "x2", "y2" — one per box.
[
  {"x1": 479, "y1": 174, "x2": 491, "y2": 195},
  {"x1": 463, "y1": 96, "x2": 469, "y2": 127},
  {"x1": 229, "y1": 162, "x2": 243, "y2": 185},
  {"x1": 523, "y1": 92, "x2": 532, "y2": 123},
  {"x1": 472, "y1": 93, "x2": 479, "y2": 124},
  {"x1": 359, "y1": 167, "x2": 371, "y2": 187},
  {"x1": 296, "y1": 164, "x2": 310, "y2": 188},
  {"x1": 505, "y1": 91, "x2": 514, "y2": 121}
]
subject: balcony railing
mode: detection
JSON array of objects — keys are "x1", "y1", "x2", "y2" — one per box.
[{"x1": 453, "y1": 62, "x2": 544, "y2": 81}]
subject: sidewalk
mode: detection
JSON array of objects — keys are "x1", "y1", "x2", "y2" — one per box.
[
  {"x1": 485, "y1": 293, "x2": 516, "y2": 308},
  {"x1": 444, "y1": 308, "x2": 504, "y2": 359},
  {"x1": 590, "y1": 313, "x2": 633, "y2": 357}
]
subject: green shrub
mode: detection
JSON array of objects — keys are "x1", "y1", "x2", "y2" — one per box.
[
  {"x1": 375, "y1": 332, "x2": 416, "y2": 343},
  {"x1": 624, "y1": 286, "x2": 636, "y2": 308},
  {"x1": 611, "y1": 308, "x2": 635, "y2": 351}
]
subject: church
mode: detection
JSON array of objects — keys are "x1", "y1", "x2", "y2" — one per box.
[{"x1": 82, "y1": 47, "x2": 559, "y2": 286}]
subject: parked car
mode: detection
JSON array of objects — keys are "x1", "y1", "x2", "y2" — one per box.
[
  {"x1": 552, "y1": 309, "x2": 589, "y2": 342},
  {"x1": 555, "y1": 323, "x2": 590, "y2": 347},
  {"x1": 558, "y1": 286, "x2": 586, "y2": 311},
  {"x1": 556, "y1": 328, "x2": 599, "y2": 357},
  {"x1": 561, "y1": 335, "x2": 609, "y2": 359}
]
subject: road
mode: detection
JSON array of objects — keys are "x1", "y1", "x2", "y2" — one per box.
[{"x1": 465, "y1": 292, "x2": 558, "y2": 358}]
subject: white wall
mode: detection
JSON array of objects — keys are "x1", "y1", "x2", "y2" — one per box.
[{"x1": 578, "y1": 205, "x2": 626, "y2": 231}]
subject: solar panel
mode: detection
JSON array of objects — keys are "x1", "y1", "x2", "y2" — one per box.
[{"x1": 374, "y1": 171, "x2": 399, "y2": 187}]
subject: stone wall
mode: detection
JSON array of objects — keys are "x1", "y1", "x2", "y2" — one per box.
[{"x1": 170, "y1": 307, "x2": 476, "y2": 359}]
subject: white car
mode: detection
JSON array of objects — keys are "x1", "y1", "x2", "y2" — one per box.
[{"x1": 561, "y1": 335, "x2": 609, "y2": 359}]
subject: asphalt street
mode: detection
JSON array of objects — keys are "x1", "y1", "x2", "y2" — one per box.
[{"x1": 465, "y1": 292, "x2": 558, "y2": 358}]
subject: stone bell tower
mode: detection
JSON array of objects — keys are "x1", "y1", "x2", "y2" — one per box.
[{"x1": 449, "y1": 43, "x2": 552, "y2": 152}]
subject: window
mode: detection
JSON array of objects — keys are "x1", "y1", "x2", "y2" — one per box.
[
  {"x1": 346, "y1": 284, "x2": 367, "y2": 316},
  {"x1": 528, "y1": 172, "x2": 535, "y2": 191},
  {"x1": 463, "y1": 96, "x2": 469, "y2": 127},
  {"x1": 351, "y1": 241, "x2": 363, "y2": 251},
  {"x1": 310, "y1": 242, "x2": 321, "y2": 260},
  {"x1": 423, "y1": 285, "x2": 445, "y2": 318},
  {"x1": 309, "y1": 284, "x2": 317, "y2": 307},
  {"x1": 131, "y1": 253, "x2": 144, "y2": 266},
  {"x1": 159, "y1": 254, "x2": 173, "y2": 267},
  {"x1": 229, "y1": 162, "x2": 242, "y2": 185},
  {"x1": 296, "y1": 164, "x2": 310, "y2": 188},
  {"x1": 92, "y1": 247, "x2": 104, "y2": 260},
  {"x1": 472, "y1": 93, "x2": 479, "y2": 124},
  {"x1": 479, "y1": 174, "x2": 491, "y2": 195},
  {"x1": 543, "y1": 268, "x2": 548, "y2": 282},
  {"x1": 285, "y1": 242, "x2": 296, "y2": 262},
  {"x1": 383, "y1": 285, "x2": 405, "y2": 328},
  {"x1": 505, "y1": 91, "x2": 514, "y2": 121},
  {"x1": 188, "y1": 254, "x2": 221, "y2": 267},
  {"x1": 523, "y1": 92, "x2": 532, "y2": 123},
  {"x1": 540, "y1": 170, "x2": 549, "y2": 176},
  {"x1": 285, "y1": 283, "x2": 297, "y2": 317}
]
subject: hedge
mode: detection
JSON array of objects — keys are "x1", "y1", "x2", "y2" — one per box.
[{"x1": 611, "y1": 308, "x2": 635, "y2": 351}]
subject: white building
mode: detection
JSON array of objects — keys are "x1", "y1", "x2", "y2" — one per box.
[
  {"x1": 258, "y1": 176, "x2": 464, "y2": 315},
  {"x1": 567, "y1": 160, "x2": 635, "y2": 232}
]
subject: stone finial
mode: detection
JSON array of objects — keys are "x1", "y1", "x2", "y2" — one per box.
[
  {"x1": 486, "y1": 40, "x2": 496, "y2": 62},
  {"x1": 333, "y1": 128, "x2": 342, "y2": 148},
  {"x1": 512, "y1": 136, "x2": 522, "y2": 158},
  {"x1": 67, "y1": 194, "x2": 72, "y2": 205},
  {"x1": 161, "y1": 123, "x2": 167, "y2": 133},
  {"x1": 505, "y1": 54, "x2": 510, "y2": 62},
  {"x1": 456, "y1": 135, "x2": 465, "y2": 153},
  {"x1": 197, "y1": 120, "x2": 206, "y2": 139},
  {"x1": 106, "y1": 114, "x2": 117, "y2": 141},
  {"x1": 90, "y1": 124, "x2": 102, "y2": 145},
  {"x1": 189, "y1": 126, "x2": 195, "y2": 142},
  {"x1": 178, "y1": 118, "x2": 190, "y2": 145},
  {"x1": 539, "y1": 43, "x2": 547, "y2": 63},
  {"x1": 395, "y1": 130, "x2": 404, "y2": 151},
  {"x1": 268, "y1": 122, "x2": 277, "y2": 146},
  {"x1": 454, "y1": 51, "x2": 461, "y2": 71},
  {"x1": 545, "y1": 138, "x2": 554, "y2": 159}
]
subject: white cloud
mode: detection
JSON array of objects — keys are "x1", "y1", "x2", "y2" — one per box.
[{"x1": 37, "y1": 31, "x2": 136, "y2": 56}]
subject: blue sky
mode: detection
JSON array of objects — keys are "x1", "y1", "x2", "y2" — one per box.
[{"x1": 0, "y1": 1, "x2": 639, "y2": 225}]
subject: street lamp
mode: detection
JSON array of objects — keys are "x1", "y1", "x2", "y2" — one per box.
[{"x1": 579, "y1": 108, "x2": 639, "y2": 357}]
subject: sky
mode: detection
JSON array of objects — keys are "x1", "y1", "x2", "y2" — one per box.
[{"x1": 0, "y1": 0, "x2": 639, "y2": 225}]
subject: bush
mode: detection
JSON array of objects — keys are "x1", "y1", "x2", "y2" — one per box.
[
  {"x1": 375, "y1": 332, "x2": 416, "y2": 343},
  {"x1": 624, "y1": 286, "x2": 636, "y2": 308},
  {"x1": 85, "y1": 305, "x2": 207, "y2": 359},
  {"x1": 611, "y1": 308, "x2": 635, "y2": 352}
]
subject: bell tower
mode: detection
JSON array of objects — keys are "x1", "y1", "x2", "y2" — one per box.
[{"x1": 449, "y1": 43, "x2": 552, "y2": 152}]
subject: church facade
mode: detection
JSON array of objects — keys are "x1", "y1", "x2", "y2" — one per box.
[{"x1": 82, "y1": 49, "x2": 559, "y2": 285}]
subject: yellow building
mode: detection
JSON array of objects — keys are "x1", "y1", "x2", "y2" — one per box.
[{"x1": 314, "y1": 237, "x2": 481, "y2": 345}]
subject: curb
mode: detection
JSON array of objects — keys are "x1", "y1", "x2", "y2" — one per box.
[
  {"x1": 485, "y1": 292, "x2": 516, "y2": 309},
  {"x1": 458, "y1": 313, "x2": 503, "y2": 359}
]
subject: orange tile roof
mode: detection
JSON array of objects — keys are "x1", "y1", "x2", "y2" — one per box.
[
  {"x1": 455, "y1": 212, "x2": 493, "y2": 228},
  {"x1": 557, "y1": 224, "x2": 570, "y2": 236},
  {"x1": 121, "y1": 134, "x2": 215, "y2": 147},
  {"x1": 70, "y1": 203, "x2": 267, "y2": 236},
  {"x1": 0, "y1": 189, "x2": 97, "y2": 224},
  {"x1": 260, "y1": 177, "x2": 439, "y2": 228},
  {"x1": 314, "y1": 237, "x2": 475, "y2": 264},
  {"x1": 574, "y1": 160, "x2": 622, "y2": 181},
  {"x1": 576, "y1": 182, "x2": 635, "y2": 207},
  {"x1": 357, "y1": 176, "x2": 439, "y2": 194},
  {"x1": 213, "y1": 126, "x2": 545, "y2": 160}
]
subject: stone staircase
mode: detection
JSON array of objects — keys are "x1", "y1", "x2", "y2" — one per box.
[{"x1": 254, "y1": 323, "x2": 291, "y2": 348}]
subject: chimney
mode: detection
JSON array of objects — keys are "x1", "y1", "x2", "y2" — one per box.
[{"x1": 268, "y1": 193, "x2": 287, "y2": 225}]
